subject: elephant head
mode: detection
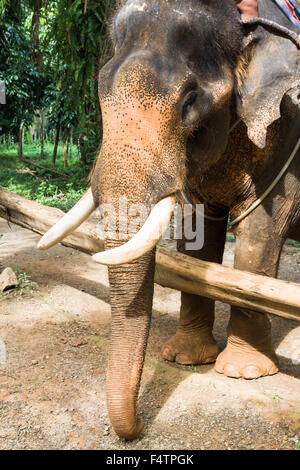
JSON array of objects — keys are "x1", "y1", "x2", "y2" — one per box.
[{"x1": 38, "y1": 0, "x2": 300, "y2": 439}]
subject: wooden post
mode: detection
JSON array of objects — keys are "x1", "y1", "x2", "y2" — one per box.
[{"x1": 0, "y1": 188, "x2": 299, "y2": 322}]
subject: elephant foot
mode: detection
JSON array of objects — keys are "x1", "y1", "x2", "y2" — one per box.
[
  {"x1": 215, "y1": 345, "x2": 279, "y2": 379},
  {"x1": 161, "y1": 329, "x2": 219, "y2": 365},
  {"x1": 215, "y1": 309, "x2": 279, "y2": 379}
]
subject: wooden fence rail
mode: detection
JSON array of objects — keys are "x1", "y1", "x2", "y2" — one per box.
[{"x1": 0, "y1": 187, "x2": 299, "y2": 322}]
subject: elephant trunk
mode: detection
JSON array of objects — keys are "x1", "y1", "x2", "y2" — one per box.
[{"x1": 106, "y1": 240, "x2": 155, "y2": 440}]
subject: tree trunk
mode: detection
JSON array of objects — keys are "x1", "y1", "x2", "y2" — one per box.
[
  {"x1": 83, "y1": 0, "x2": 88, "y2": 14},
  {"x1": 69, "y1": 129, "x2": 73, "y2": 158},
  {"x1": 52, "y1": 126, "x2": 60, "y2": 167},
  {"x1": 31, "y1": 0, "x2": 43, "y2": 68},
  {"x1": 40, "y1": 110, "x2": 45, "y2": 159},
  {"x1": 17, "y1": 123, "x2": 24, "y2": 161},
  {"x1": 79, "y1": 135, "x2": 87, "y2": 165},
  {"x1": 64, "y1": 129, "x2": 71, "y2": 168}
]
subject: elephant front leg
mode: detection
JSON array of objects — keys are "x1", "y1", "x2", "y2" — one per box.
[
  {"x1": 215, "y1": 215, "x2": 281, "y2": 379},
  {"x1": 161, "y1": 210, "x2": 228, "y2": 365},
  {"x1": 162, "y1": 293, "x2": 220, "y2": 364}
]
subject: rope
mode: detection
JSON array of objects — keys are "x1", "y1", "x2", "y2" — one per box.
[
  {"x1": 229, "y1": 137, "x2": 300, "y2": 227},
  {"x1": 242, "y1": 17, "x2": 300, "y2": 48},
  {"x1": 181, "y1": 138, "x2": 300, "y2": 228},
  {"x1": 180, "y1": 190, "x2": 229, "y2": 222}
]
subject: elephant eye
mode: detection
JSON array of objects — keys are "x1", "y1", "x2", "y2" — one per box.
[{"x1": 182, "y1": 92, "x2": 198, "y2": 123}]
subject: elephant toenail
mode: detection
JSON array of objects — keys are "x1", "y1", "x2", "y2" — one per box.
[
  {"x1": 223, "y1": 364, "x2": 241, "y2": 378},
  {"x1": 162, "y1": 348, "x2": 175, "y2": 361},
  {"x1": 241, "y1": 365, "x2": 261, "y2": 379},
  {"x1": 269, "y1": 365, "x2": 279, "y2": 376},
  {"x1": 203, "y1": 356, "x2": 216, "y2": 364},
  {"x1": 176, "y1": 353, "x2": 192, "y2": 365}
]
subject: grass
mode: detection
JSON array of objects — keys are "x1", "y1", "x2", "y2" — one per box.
[{"x1": 0, "y1": 142, "x2": 90, "y2": 211}]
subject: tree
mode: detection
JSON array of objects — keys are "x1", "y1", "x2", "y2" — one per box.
[
  {"x1": 0, "y1": 25, "x2": 46, "y2": 158},
  {"x1": 0, "y1": 1, "x2": 47, "y2": 159},
  {"x1": 31, "y1": 0, "x2": 43, "y2": 68},
  {"x1": 0, "y1": 0, "x2": 118, "y2": 165},
  {"x1": 47, "y1": 0, "x2": 117, "y2": 166}
]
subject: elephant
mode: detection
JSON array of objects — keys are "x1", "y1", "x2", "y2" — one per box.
[{"x1": 37, "y1": 0, "x2": 300, "y2": 440}]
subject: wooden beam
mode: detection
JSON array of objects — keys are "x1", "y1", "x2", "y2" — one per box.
[
  {"x1": 0, "y1": 187, "x2": 104, "y2": 255},
  {"x1": 0, "y1": 187, "x2": 299, "y2": 322},
  {"x1": 22, "y1": 159, "x2": 71, "y2": 179},
  {"x1": 155, "y1": 248, "x2": 300, "y2": 322}
]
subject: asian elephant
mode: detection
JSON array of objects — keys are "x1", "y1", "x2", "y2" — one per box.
[{"x1": 38, "y1": 0, "x2": 300, "y2": 440}]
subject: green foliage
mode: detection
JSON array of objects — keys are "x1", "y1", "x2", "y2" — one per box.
[
  {"x1": 0, "y1": 3, "x2": 48, "y2": 137},
  {"x1": 44, "y1": 0, "x2": 117, "y2": 163},
  {"x1": 0, "y1": 0, "x2": 117, "y2": 164},
  {"x1": 0, "y1": 0, "x2": 23, "y2": 23},
  {"x1": 286, "y1": 239, "x2": 300, "y2": 247},
  {"x1": 0, "y1": 143, "x2": 86, "y2": 210}
]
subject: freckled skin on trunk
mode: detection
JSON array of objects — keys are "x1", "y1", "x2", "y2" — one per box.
[{"x1": 105, "y1": 240, "x2": 155, "y2": 439}]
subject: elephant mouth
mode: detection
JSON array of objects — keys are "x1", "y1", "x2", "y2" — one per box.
[{"x1": 37, "y1": 188, "x2": 177, "y2": 265}]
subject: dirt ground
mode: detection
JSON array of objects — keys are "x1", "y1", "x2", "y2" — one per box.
[{"x1": 0, "y1": 217, "x2": 299, "y2": 450}]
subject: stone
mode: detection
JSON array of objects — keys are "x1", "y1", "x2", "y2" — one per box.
[{"x1": 0, "y1": 267, "x2": 18, "y2": 292}]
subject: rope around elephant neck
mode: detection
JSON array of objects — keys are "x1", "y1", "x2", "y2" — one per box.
[
  {"x1": 229, "y1": 137, "x2": 300, "y2": 227},
  {"x1": 181, "y1": 137, "x2": 300, "y2": 228},
  {"x1": 180, "y1": 119, "x2": 241, "y2": 223},
  {"x1": 242, "y1": 17, "x2": 300, "y2": 48}
]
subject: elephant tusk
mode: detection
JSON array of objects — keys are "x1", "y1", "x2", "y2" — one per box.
[
  {"x1": 37, "y1": 188, "x2": 96, "y2": 250},
  {"x1": 93, "y1": 195, "x2": 176, "y2": 266}
]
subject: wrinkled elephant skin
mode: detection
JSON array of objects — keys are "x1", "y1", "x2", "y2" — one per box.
[
  {"x1": 41, "y1": 0, "x2": 300, "y2": 439},
  {"x1": 91, "y1": 0, "x2": 300, "y2": 439}
]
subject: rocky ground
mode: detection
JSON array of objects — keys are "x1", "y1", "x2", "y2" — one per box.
[{"x1": 0, "y1": 218, "x2": 299, "y2": 450}]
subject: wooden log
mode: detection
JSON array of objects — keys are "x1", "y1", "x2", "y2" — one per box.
[
  {"x1": 155, "y1": 248, "x2": 300, "y2": 322},
  {"x1": 22, "y1": 159, "x2": 71, "y2": 179},
  {"x1": 0, "y1": 187, "x2": 299, "y2": 322},
  {"x1": 0, "y1": 187, "x2": 104, "y2": 255}
]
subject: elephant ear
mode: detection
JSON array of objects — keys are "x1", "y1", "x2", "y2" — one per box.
[{"x1": 236, "y1": 21, "x2": 300, "y2": 148}]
